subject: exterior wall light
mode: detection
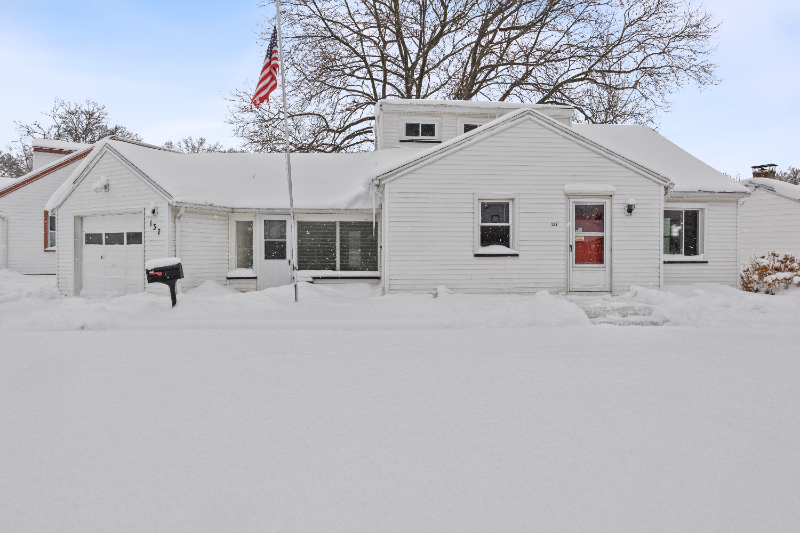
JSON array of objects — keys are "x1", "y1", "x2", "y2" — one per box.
[{"x1": 626, "y1": 199, "x2": 636, "y2": 215}]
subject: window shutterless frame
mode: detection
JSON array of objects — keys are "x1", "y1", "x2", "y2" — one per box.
[
  {"x1": 473, "y1": 193, "x2": 519, "y2": 256},
  {"x1": 662, "y1": 203, "x2": 707, "y2": 262},
  {"x1": 400, "y1": 117, "x2": 442, "y2": 142}
]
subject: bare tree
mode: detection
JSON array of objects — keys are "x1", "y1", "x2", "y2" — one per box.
[
  {"x1": 775, "y1": 166, "x2": 800, "y2": 185},
  {"x1": 227, "y1": 0, "x2": 720, "y2": 153},
  {"x1": 0, "y1": 99, "x2": 141, "y2": 178},
  {"x1": 162, "y1": 136, "x2": 245, "y2": 153}
]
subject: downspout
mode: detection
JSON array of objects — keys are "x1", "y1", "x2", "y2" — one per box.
[
  {"x1": 660, "y1": 186, "x2": 666, "y2": 289},
  {"x1": 176, "y1": 206, "x2": 186, "y2": 259},
  {"x1": 0, "y1": 211, "x2": 7, "y2": 269},
  {"x1": 175, "y1": 207, "x2": 185, "y2": 293}
]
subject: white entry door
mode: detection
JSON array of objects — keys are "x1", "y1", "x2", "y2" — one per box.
[
  {"x1": 258, "y1": 215, "x2": 293, "y2": 290},
  {"x1": 569, "y1": 198, "x2": 610, "y2": 292},
  {"x1": 82, "y1": 214, "x2": 144, "y2": 296}
]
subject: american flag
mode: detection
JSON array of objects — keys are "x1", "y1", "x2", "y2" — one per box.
[{"x1": 251, "y1": 27, "x2": 279, "y2": 109}]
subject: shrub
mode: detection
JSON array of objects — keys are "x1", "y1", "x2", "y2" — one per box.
[{"x1": 740, "y1": 252, "x2": 800, "y2": 294}]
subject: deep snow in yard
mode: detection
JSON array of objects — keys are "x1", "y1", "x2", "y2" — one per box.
[{"x1": 1, "y1": 270, "x2": 799, "y2": 532}]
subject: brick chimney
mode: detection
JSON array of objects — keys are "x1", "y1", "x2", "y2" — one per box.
[{"x1": 751, "y1": 164, "x2": 777, "y2": 179}]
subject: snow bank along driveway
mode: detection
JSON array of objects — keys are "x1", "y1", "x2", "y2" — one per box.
[{"x1": 1, "y1": 270, "x2": 799, "y2": 532}]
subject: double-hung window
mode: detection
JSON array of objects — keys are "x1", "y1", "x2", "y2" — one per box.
[
  {"x1": 297, "y1": 221, "x2": 378, "y2": 271},
  {"x1": 474, "y1": 195, "x2": 519, "y2": 256},
  {"x1": 663, "y1": 207, "x2": 704, "y2": 259}
]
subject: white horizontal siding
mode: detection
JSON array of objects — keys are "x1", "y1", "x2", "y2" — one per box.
[
  {"x1": 0, "y1": 160, "x2": 83, "y2": 274},
  {"x1": 385, "y1": 118, "x2": 663, "y2": 294},
  {"x1": 177, "y1": 210, "x2": 229, "y2": 290},
  {"x1": 663, "y1": 200, "x2": 739, "y2": 286},
  {"x1": 738, "y1": 189, "x2": 800, "y2": 266},
  {"x1": 32, "y1": 151, "x2": 69, "y2": 171},
  {"x1": 55, "y1": 150, "x2": 168, "y2": 296}
]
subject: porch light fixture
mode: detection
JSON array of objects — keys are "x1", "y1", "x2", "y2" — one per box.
[{"x1": 626, "y1": 199, "x2": 636, "y2": 215}]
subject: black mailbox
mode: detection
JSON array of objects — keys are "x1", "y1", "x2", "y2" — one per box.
[{"x1": 146, "y1": 259, "x2": 184, "y2": 307}]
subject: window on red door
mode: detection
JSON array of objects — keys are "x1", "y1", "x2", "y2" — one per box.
[{"x1": 574, "y1": 204, "x2": 605, "y2": 264}]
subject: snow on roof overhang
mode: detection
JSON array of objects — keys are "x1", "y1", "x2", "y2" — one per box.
[
  {"x1": 0, "y1": 146, "x2": 94, "y2": 199},
  {"x1": 373, "y1": 108, "x2": 673, "y2": 188}
]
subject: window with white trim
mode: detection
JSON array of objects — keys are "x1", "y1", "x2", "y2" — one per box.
[
  {"x1": 47, "y1": 214, "x2": 56, "y2": 248},
  {"x1": 297, "y1": 221, "x2": 378, "y2": 271},
  {"x1": 663, "y1": 208, "x2": 703, "y2": 257},
  {"x1": 474, "y1": 196, "x2": 519, "y2": 256},
  {"x1": 400, "y1": 118, "x2": 441, "y2": 142}
]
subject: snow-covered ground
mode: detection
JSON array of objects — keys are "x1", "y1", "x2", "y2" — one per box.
[{"x1": 1, "y1": 270, "x2": 799, "y2": 531}]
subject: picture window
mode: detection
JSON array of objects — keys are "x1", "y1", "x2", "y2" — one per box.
[{"x1": 664, "y1": 209, "x2": 702, "y2": 256}]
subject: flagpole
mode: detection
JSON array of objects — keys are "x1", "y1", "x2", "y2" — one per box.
[{"x1": 275, "y1": 0, "x2": 298, "y2": 302}]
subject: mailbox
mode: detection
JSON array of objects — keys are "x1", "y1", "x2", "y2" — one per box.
[{"x1": 145, "y1": 258, "x2": 184, "y2": 307}]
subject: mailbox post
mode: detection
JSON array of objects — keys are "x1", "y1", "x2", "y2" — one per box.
[{"x1": 145, "y1": 258, "x2": 184, "y2": 307}]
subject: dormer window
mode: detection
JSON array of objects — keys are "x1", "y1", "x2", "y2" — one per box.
[{"x1": 400, "y1": 118, "x2": 441, "y2": 143}]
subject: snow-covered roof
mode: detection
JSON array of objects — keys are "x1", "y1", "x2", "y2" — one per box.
[
  {"x1": 377, "y1": 98, "x2": 573, "y2": 111},
  {"x1": 572, "y1": 125, "x2": 748, "y2": 195},
  {"x1": 374, "y1": 108, "x2": 672, "y2": 187},
  {"x1": 1, "y1": 144, "x2": 94, "y2": 197},
  {"x1": 47, "y1": 138, "x2": 412, "y2": 211},
  {"x1": 741, "y1": 178, "x2": 800, "y2": 202},
  {"x1": 0, "y1": 177, "x2": 19, "y2": 190},
  {"x1": 32, "y1": 139, "x2": 93, "y2": 151}
]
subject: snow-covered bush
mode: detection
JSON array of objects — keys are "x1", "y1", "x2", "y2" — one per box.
[{"x1": 740, "y1": 252, "x2": 800, "y2": 294}]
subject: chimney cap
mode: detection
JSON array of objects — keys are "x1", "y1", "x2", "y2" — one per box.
[{"x1": 751, "y1": 164, "x2": 777, "y2": 169}]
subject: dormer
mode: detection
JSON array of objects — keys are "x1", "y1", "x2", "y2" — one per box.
[
  {"x1": 374, "y1": 99, "x2": 574, "y2": 151},
  {"x1": 32, "y1": 139, "x2": 93, "y2": 170}
]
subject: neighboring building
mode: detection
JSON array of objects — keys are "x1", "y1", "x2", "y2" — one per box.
[
  {"x1": 0, "y1": 140, "x2": 93, "y2": 273},
  {"x1": 46, "y1": 100, "x2": 748, "y2": 297},
  {"x1": 738, "y1": 178, "x2": 800, "y2": 266}
]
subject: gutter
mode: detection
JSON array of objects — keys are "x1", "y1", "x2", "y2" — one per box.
[{"x1": 0, "y1": 211, "x2": 6, "y2": 269}]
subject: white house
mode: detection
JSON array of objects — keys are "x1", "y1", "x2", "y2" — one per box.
[
  {"x1": 46, "y1": 100, "x2": 748, "y2": 297},
  {"x1": 373, "y1": 101, "x2": 748, "y2": 293},
  {"x1": 738, "y1": 178, "x2": 800, "y2": 266},
  {"x1": 0, "y1": 139, "x2": 92, "y2": 272}
]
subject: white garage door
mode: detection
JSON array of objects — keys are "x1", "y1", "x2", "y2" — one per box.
[{"x1": 82, "y1": 214, "x2": 144, "y2": 296}]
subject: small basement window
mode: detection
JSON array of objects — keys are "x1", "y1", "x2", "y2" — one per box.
[{"x1": 664, "y1": 209, "x2": 703, "y2": 258}]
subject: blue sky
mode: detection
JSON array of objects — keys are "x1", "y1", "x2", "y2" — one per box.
[{"x1": 1, "y1": 0, "x2": 798, "y2": 177}]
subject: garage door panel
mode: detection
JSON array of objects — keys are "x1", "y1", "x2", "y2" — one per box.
[{"x1": 82, "y1": 213, "x2": 144, "y2": 297}]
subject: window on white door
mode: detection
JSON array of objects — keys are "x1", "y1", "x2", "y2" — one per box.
[{"x1": 264, "y1": 220, "x2": 287, "y2": 260}]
